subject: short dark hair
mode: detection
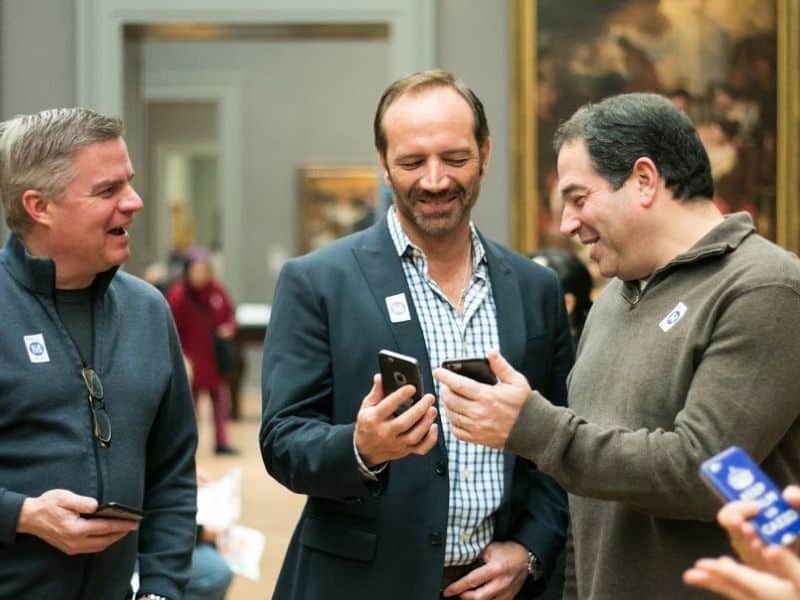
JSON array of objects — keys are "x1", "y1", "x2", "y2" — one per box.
[
  {"x1": 553, "y1": 92, "x2": 714, "y2": 201},
  {"x1": 373, "y1": 69, "x2": 489, "y2": 160}
]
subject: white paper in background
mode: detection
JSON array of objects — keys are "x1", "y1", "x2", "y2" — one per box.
[
  {"x1": 217, "y1": 524, "x2": 267, "y2": 581},
  {"x1": 196, "y1": 468, "x2": 242, "y2": 531}
]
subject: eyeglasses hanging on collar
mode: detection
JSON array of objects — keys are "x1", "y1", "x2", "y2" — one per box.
[{"x1": 81, "y1": 367, "x2": 111, "y2": 447}]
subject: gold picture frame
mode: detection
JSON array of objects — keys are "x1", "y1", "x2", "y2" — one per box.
[
  {"x1": 511, "y1": 0, "x2": 800, "y2": 253},
  {"x1": 298, "y1": 165, "x2": 379, "y2": 254}
]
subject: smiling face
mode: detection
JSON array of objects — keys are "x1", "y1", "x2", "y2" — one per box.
[
  {"x1": 557, "y1": 139, "x2": 642, "y2": 280},
  {"x1": 379, "y1": 86, "x2": 490, "y2": 245},
  {"x1": 45, "y1": 137, "x2": 143, "y2": 287}
]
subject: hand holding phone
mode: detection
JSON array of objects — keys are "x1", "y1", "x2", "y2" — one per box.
[
  {"x1": 441, "y1": 357, "x2": 497, "y2": 385},
  {"x1": 378, "y1": 350, "x2": 423, "y2": 416},
  {"x1": 83, "y1": 501, "x2": 143, "y2": 522},
  {"x1": 700, "y1": 446, "x2": 800, "y2": 547}
]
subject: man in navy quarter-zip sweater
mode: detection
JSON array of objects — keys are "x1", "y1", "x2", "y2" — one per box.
[{"x1": 0, "y1": 108, "x2": 197, "y2": 600}]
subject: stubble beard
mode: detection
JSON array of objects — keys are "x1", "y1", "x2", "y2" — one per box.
[{"x1": 393, "y1": 180, "x2": 480, "y2": 238}]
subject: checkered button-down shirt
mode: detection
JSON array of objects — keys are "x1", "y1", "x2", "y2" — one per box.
[{"x1": 387, "y1": 208, "x2": 504, "y2": 566}]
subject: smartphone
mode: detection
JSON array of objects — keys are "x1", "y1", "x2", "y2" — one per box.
[
  {"x1": 700, "y1": 446, "x2": 800, "y2": 547},
  {"x1": 378, "y1": 349, "x2": 423, "y2": 416},
  {"x1": 83, "y1": 501, "x2": 143, "y2": 522},
  {"x1": 440, "y1": 357, "x2": 497, "y2": 385}
]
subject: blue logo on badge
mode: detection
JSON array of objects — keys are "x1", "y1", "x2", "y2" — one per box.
[{"x1": 28, "y1": 341, "x2": 45, "y2": 356}]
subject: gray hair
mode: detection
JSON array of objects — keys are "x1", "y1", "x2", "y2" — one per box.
[{"x1": 0, "y1": 107, "x2": 124, "y2": 232}]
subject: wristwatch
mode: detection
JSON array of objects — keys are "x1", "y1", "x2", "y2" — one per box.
[{"x1": 527, "y1": 551, "x2": 544, "y2": 581}]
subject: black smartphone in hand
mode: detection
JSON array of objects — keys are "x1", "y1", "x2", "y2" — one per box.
[
  {"x1": 84, "y1": 502, "x2": 143, "y2": 522},
  {"x1": 441, "y1": 357, "x2": 497, "y2": 385},
  {"x1": 378, "y1": 349, "x2": 423, "y2": 416}
]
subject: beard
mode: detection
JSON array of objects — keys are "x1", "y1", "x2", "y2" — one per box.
[{"x1": 391, "y1": 178, "x2": 481, "y2": 238}]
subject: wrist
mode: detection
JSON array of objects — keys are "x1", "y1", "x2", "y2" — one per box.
[
  {"x1": 353, "y1": 430, "x2": 380, "y2": 467},
  {"x1": 16, "y1": 497, "x2": 38, "y2": 535}
]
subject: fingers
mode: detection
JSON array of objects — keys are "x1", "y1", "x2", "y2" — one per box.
[
  {"x1": 434, "y1": 366, "x2": 485, "y2": 403},
  {"x1": 486, "y1": 349, "x2": 526, "y2": 386},
  {"x1": 763, "y1": 545, "x2": 800, "y2": 589},
  {"x1": 442, "y1": 564, "x2": 493, "y2": 598},
  {"x1": 49, "y1": 489, "x2": 99, "y2": 515},
  {"x1": 18, "y1": 490, "x2": 138, "y2": 556},
  {"x1": 719, "y1": 500, "x2": 760, "y2": 529},
  {"x1": 784, "y1": 485, "x2": 800, "y2": 509},
  {"x1": 410, "y1": 423, "x2": 438, "y2": 456},
  {"x1": 360, "y1": 374, "x2": 384, "y2": 408},
  {"x1": 683, "y1": 556, "x2": 795, "y2": 600}
]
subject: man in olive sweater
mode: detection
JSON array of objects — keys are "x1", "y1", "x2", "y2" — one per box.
[{"x1": 435, "y1": 93, "x2": 800, "y2": 599}]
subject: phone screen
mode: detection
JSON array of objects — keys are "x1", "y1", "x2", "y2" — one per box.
[{"x1": 700, "y1": 446, "x2": 800, "y2": 547}]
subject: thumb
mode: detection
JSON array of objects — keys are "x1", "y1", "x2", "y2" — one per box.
[
  {"x1": 362, "y1": 373, "x2": 383, "y2": 407},
  {"x1": 487, "y1": 349, "x2": 525, "y2": 386},
  {"x1": 50, "y1": 489, "x2": 99, "y2": 514}
]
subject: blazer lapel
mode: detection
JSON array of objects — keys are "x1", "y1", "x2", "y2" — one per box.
[
  {"x1": 352, "y1": 218, "x2": 435, "y2": 399},
  {"x1": 482, "y1": 235, "x2": 526, "y2": 492}
]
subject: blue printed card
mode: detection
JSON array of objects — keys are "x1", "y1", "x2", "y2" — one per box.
[{"x1": 701, "y1": 446, "x2": 800, "y2": 547}]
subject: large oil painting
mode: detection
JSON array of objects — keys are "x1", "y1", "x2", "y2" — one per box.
[
  {"x1": 298, "y1": 165, "x2": 379, "y2": 254},
  {"x1": 511, "y1": 0, "x2": 800, "y2": 252}
]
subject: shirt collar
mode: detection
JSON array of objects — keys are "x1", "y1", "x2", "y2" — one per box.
[
  {"x1": 621, "y1": 211, "x2": 756, "y2": 302},
  {"x1": 386, "y1": 206, "x2": 486, "y2": 269}
]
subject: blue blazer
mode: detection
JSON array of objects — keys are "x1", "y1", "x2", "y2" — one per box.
[{"x1": 260, "y1": 217, "x2": 572, "y2": 599}]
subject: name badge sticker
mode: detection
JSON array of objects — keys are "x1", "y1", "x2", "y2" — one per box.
[
  {"x1": 24, "y1": 333, "x2": 50, "y2": 363},
  {"x1": 659, "y1": 302, "x2": 688, "y2": 332},
  {"x1": 385, "y1": 293, "x2": 411, "y2": 323}
]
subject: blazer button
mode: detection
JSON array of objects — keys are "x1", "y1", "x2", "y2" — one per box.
[
  {"x1": 429, "y1": 531, "x2": 443, "y2": 546},
  {"x1": 435, "y1": 460, "x2": 447, "y2": 476}
]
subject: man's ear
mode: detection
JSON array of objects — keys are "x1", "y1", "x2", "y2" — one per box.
[
  {"x1": 20, "y1": 189, "x2": 53, "y2": 227},
  {"x1": 631, "y1": 156, "x2": 658, "y2": 207},
  {"x1": 479, "y1": 137, "x2": 492, "y2": 177},
  {"x1": 377, "y1": 152, "x2": 391, "y2": 187}
]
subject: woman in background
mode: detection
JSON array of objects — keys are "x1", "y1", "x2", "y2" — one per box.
[
  {"x1": 168, "y1": 247, "x2": 238, "y2": 455},
  {"x1": 530, "y1": 248, "x2": 594, "y2": 347}
]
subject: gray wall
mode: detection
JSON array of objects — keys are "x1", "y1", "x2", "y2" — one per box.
[
  {"x1": 0, "y1": 0, "x2": 512, "y2": 300},
  {"x1": 141, "y1": 38, "x2": 390, "y2": 302},
  {"x1": 438, "y1": 0, "x2": 510, "y2": 246},
  {"x1": 0, "y1": 0, "x2": 76, "y2": 118}
]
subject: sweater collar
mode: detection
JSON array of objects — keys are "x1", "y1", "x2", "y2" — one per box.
[
  {"x1": 621, "y1": 211, "x2": 755, "y2": 303},
  {"x1": 0, "y1": 233, "x2": 118, "y2": 296}
]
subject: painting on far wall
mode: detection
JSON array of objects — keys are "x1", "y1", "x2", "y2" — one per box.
[
  {"x1": 298, "y1": 165, "x2": 379, "y2": 254},
  {"x1": 511, "y1": 0, "x2": 800, "y2": 253}
]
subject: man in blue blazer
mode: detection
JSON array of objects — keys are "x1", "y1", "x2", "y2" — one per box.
[{"x1": 261, "y1": 70, "x2": 572, "y2": 599}]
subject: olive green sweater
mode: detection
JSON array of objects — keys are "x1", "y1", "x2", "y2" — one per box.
[{"x1": 507, "y1": 213, "x2": 800, "y2": 599}]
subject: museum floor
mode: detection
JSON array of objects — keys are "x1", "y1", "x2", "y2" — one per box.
[{"x1": 197, "y1": 388, "x2": 303, "y2": 599}]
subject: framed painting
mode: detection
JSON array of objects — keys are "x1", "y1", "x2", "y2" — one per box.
[
  {"x1": 298, "y1": 165, "x2": 379, "y2": 254},
  {"x1": 511, "y1": 0, "x2": 800, "y2": 252}
]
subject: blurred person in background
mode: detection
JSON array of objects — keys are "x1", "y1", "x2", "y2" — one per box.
[
  {"x1": 529, "y1": 249, "x2": 593, "y2": 347},
  {"x1": 168, "y1": 247, "x2": 238, "y2": 455},
  {"x1": 185, "y1": 469, "x2": 234, "y2": 600}
]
